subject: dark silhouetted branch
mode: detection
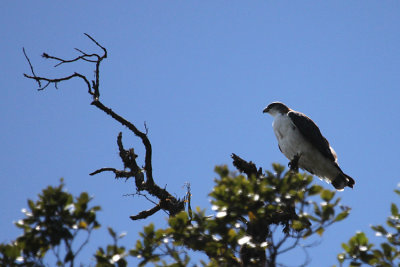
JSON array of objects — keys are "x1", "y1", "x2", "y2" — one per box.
[
  {"x1": 231, "y1": 153, "x2": 263, "y2": 177},
  {"x1": 90, "y1": 101, "x2": 154, "y2": 187},
  {"x1": 89, "y1": 167, "x2": 132, "y2": 179},
  {"x1": 24, "y1": 33, "x2": 185, "y2": 220},
  {"x1": 24, "y1": 72, "x2": 92, "y2": 92},
  {"x1": 130, "y1": 205, "x2": 161, "y2": 220},
  {"x1": 23, "y1": 47, "x2": 41, "y2": 87},
  {"x1": 183, "y1": 183, "x2": 193, "y2": 221},
  {"x1": 23, "y1": 33, "x2": 104, "y2": 99}
]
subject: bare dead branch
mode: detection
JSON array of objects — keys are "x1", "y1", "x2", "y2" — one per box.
[
  {"x1": 134, "y1": 191, "x2": 159, "y2": 206},
  {"x1": 231, "y1": 153, "x2": 263, "y2": 177},
  {"x1": 84, "y1": 33, "x2": 107, "y2": 100},
  {"x1": 24, "y1": 33, "x2": 186, "y2": 220},
  {"x1": 24, "y1": 33, "x2": 104, "y2": 99},
  {"x1": 117, "y1": 132, "x2": 139, "y2": 172},
  {"x1": 42, "y1": 52, "x2": 98, "y2": 67},
  {"x1": 144, "y1": 121, "x2": 149, "y2": 135},
  {"x1": 24, "y1": 72, "x2": 92, "y2": 93},
  {"x1": 130, "y1": 205, "x2": 161, "y2": 220},
  {"x1": 90, "y1": 101, "x2": 154, "y2": 186},
  {"x1": 23, "y1": 48, "x2": 41, "y2": 88},
  {"x1": 89, "y1": 167, "x2": 132, "y2": 179},
  {"x1": 84, "y1": 33, "x2": 107, "y2": 55}
]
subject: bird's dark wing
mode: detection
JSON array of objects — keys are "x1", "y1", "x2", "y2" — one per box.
[{"x1": 288, "y1": 111, "x2": 336, "y2": 161}]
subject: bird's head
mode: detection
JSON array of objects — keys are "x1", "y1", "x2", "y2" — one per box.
[{"x1": 263, "y1": 102, "x2": 290, "y2": 117}]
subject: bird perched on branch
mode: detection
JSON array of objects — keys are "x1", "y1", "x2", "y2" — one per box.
[{"x1": 263, "y1": 102, "x2": 355, "y2": 190}]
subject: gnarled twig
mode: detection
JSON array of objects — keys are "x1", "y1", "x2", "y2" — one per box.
[{"x1": 24, "y1": 33, "x2": 185, "y2": 220}]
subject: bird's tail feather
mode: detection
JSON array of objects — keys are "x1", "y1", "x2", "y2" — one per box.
[{"x1": 332, "y1": 172, "x2": 355, "y2": 190}]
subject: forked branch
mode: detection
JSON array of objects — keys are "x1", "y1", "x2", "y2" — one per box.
[{"x1": 24, "y1": 33, "x2": 185, "y2": 220}]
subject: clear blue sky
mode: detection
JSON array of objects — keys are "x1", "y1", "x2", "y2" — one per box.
[{"x1": 1, "y1": 1, "x2": 400, "y2": 266}]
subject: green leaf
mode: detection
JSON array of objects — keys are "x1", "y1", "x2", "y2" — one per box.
[
  {"x1": 228, "y1": 229, "x2": 236, "y2": 240},
  {"x1": 334, "y1": 211, "x2": 349, "y2": 222},
  {"x1": 28, "y1": 199, "x2": 35, "y2": 211},
  {"x1": 92, "y1": 205, "x2": 102, "y2": 211},
  {"x1": 313, "y1": 202, "x2": 321, "y2": 217},
  {"x1": 371, "y1": 225, "x2": 387, "y2": 236},
  {"x1": 305, "y1": 214, "x2": 319, "y2": 222},
  {"x1": 342, "y1": 243, "x2": 350, "y2": 253},
  {"x1": 272, "y1": 163, "x2": 285, "y2": 175},
  {"x1": 108, "y1": 227, "x2": 117, "y2": 239},
  {"x1": 372, "y1": 249, "x2": 383, "y2": 259},
  {"x1": 381, "y1": 243, "x2": 393, "y2": 259},
  {"x1": 79, "y1": 192, "x2": 90, "y2": 203},
  {"x1": 391, "y1": 203, "x2": 398, "y2": 216},
  {"x1": 321, "y1": 189, "x2": 335, "y2": 202},
  {"x1": 308, "y1": 185, "x2": 323, "y2": 196},
  {"x1": 316, "y1": 227, "x2": 324, "y2": 236},
  {"x1": 143, "y1": 224, "x2": 155, "y2": 236},
  {"x1": 355, "y1": 232, "x2": 368, "y2": 245},
  {"x1": 321, "y1": 204, "x2": 334, "y2": 221},
  {"x1": 291, "y1": 220, "x2": 304, "y2": 231}
]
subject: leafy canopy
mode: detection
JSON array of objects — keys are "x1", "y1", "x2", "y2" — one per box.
[
  {"x1": 131, "y1": 164, "x2": 350, "y2": 266},
  {"x1": 337, "y1": 189, "x2": 400, "y2": 267},
  {"x1": 1, "y1": 164, "x2": 351, "y2": 266}
]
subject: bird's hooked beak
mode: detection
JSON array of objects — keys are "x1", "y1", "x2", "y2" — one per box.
[{"x1": 263, "y1": 106, "x2": 270, "y2": 113}]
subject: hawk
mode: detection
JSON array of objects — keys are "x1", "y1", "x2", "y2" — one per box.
[{"x1": 263, "y1": 102, "x2": 355, "y2": 190}]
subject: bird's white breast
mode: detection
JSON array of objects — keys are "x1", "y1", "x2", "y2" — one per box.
[
  {"x1": 272, "y1": 113, "x2": 339, "y2": 181},
  {"x1": 272, "y1": 114, "x2": 307, "y2": 160}
]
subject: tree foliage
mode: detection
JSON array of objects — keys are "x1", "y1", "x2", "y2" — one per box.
[
  {"x1": 1, "y1": 164, "x2": 351, "y2": 266},
  {"x1": 130, "y1": 163, "x2": 349, "y2": 266},
  {"x1": 0, "y1": 179, "x2": 132, "y2": 267},
  {"x1": 0, "y1": 179, "x2": 101, "y2": 266},
  {"x1": 337, "y1": 190, "x2": 400, "y2": 266}
]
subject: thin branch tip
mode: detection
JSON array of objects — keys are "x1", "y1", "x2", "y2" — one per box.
[
  {"x1": 23, "y1": 47, "x2": 41, "y2": 87},
  {"x1": 84, "y1": 33, "x2": 107, "y2": 55},
  {"x1": 24, "y1": 33, "x2": 185, "y2": 221}
]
